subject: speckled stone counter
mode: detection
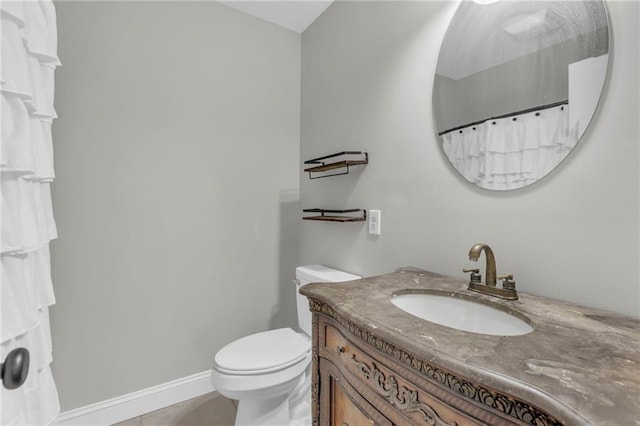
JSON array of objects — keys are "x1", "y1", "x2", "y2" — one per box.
[{"x1": 300, "y1": 268, "x2": 640, "y2": 426}]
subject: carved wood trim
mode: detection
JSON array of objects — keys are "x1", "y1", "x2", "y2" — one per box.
[
  {"x1": 309, "y1": 300, "x2": 562, "y2": 426},
  {"x1": 353, "y1": 355, "x2": 457, "y2": 426},
  {"x1": 311, "y1": 313, "x2": 320, "y2": 426}
]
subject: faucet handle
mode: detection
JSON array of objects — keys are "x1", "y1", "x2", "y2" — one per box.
[
  {"x1": 497, "y1": 273, "x2": 516, "y2": 290},
  {"x1": 463, "y1": 268, "x2": 481, "y2": 284}
]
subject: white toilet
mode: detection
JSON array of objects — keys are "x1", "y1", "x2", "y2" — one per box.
[{"x1": 211, "y1": 265, "x2": 360, "y2": 426}]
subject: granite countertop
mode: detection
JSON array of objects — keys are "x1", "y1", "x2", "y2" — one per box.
[{"x1": 300, "y1": 268, "x2": 640, "y2": 426}]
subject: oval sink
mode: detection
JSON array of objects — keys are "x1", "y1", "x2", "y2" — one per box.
[{"x1": 391, "y1": 292, "x2": 533, "y2": 336}]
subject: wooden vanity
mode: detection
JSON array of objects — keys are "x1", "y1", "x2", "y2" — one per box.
[{"x1": 300, "y1": 269, "x2": 640, "y2": 426}]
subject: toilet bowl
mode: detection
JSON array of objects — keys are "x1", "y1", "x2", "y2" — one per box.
[
  {"x1": 211, "y1": 265, "x2": 360, "y2": 426},
  {"x1": 212, "y1": 328, "x2": 311, "y2": 426}
]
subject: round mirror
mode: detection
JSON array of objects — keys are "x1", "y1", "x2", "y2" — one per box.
[{"x1": 433, "y1": 0, "x2": 609, "y2": 190}]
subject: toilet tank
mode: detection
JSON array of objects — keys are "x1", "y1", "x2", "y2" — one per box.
[{"x1": 295, "y1": 265, "x2": 360, "y2": 336}]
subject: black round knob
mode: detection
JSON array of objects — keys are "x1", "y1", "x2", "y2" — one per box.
[{"x1": 1, "y1": 348, "x2": 30, "y2": 390}]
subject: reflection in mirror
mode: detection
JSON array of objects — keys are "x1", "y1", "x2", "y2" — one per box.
[{"x1": 433, "y1": 1, "x2": 609, "y2": 190}]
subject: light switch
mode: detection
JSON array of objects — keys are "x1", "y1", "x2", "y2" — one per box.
[{"x1": 368, "y1": 210, "x2": 381, "y2": 235}]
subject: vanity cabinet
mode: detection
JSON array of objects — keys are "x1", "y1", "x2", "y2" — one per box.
[
  {"x1": 302, "y1": 269, "x2": 640, "y2": 426},
  {"x1": 310, "y1": 304, "x2": 561, "y2": 426}
]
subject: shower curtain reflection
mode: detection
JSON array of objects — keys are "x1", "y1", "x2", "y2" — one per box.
[{"x1": 441, "y1": 104, "x2": 577, "y2": 190}]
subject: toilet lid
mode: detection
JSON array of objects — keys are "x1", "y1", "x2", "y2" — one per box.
[{"x1": 215, "y1": 328, "x2": 310, "y2": 374}]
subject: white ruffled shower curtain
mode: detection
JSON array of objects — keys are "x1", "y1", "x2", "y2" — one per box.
[
  {"x1": 1, "y1": 0, "x2": 61, "y2": 424},
  {"x1": 442, "y1": 104, "x2": 578, "y2": 190}
]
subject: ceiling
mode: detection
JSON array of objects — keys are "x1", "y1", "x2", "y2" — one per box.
[
  {"x1": 437, "y1": 0, "x2": 608, "y2": 80},
  {"x1": 219, "y1": 0, "x2": 333, "y2": 33}
]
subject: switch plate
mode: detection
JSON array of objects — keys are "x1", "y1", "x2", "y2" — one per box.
[{"x1": 368, "y1": 210, "x2": 381, "y2": 235}]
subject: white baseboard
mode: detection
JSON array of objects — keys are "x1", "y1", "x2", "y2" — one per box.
[{"x1": 54, "y1": 370, "x2": 215, "y2": 425}]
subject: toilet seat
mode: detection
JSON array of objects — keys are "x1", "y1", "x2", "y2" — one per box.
[{"x1": 215, "y1": 328, "x2": 310, "y2": 375}]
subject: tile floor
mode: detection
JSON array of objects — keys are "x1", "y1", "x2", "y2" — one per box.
[{"x1": 113, "y1": 392, "x2": 237, "y2": 426}]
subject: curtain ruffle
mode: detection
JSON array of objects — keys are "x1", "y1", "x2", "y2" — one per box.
[
  {"x1": 0, "y1": 311, "x2": 58, "y2": 425},
  {"x1": 0, "y1": 364, "x2": 60, "y2": 426},
  {"x1": 1, "y1": 1, "x2": 60, "y2": 424},
  {"x1": 1, "y1": 92, "x2": 55, "y2": 179},
  {"x1": 1, "y1": 178, "x2": 57, "y2": 254},
  {"x1": 2, "y1": 245, "x2": 56, "y2": 340}
]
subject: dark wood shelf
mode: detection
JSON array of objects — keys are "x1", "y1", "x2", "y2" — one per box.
[
  {"x1": 303, "y1": 209, "x2": 366, "y2": 222},
  {"x1": 304, "y1": 151, "x2": 368, "y2": 179},
  {"x1": 304, "y1": 160, "x2": 369, "y2": 174},
  {"x1": 303, "y1": 215, "x2": 366, "y2": 222}
]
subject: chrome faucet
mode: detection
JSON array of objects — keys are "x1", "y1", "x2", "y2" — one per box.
[{"x1": 464, "y1": 243, "x2": 518, "y2": 300}]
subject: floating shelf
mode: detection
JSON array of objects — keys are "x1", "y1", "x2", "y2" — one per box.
[
  {"x1": 303, "y1": 209, "x2": 367, "y2": 222},
  {"x1": 304, "y1": 151, "x2": 368, "y2": 179}
]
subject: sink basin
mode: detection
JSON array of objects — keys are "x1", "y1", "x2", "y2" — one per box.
[{"x1": 391, "y1": 292, "x2": 533, "y2": 336}]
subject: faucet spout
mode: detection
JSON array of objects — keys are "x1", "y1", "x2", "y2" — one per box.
[{"x1": 468, "y1": 243, "x2": 497, "y2": 286}]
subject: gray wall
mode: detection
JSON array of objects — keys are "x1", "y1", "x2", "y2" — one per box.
[
  {"x1": 300, "y1": 1, "x2": 639, "y2": 317},
  {"x1": 51, "y1": 1, "x2": 300, "y2": 410}
]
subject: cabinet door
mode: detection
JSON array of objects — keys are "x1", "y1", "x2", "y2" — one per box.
[{"x1": 319, "y1": 358, "x2": 393, "y2": 426}]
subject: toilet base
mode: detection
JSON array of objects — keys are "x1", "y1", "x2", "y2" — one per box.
[
  {"x1": 289, "y1": 399, "x2": 311, "y2": 426},
  {"x1": 288, "y1": 368, "x2": 311, "y2": 426},
  {"x1": 235, "y1": 394, "x2": 289, "y2": 426},
  {"x1": 233, "y1": 370, "x2": 311, "y2": 426}
]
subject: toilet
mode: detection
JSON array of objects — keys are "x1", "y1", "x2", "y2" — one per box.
[{"x1": 211, "y1": 265, "x2": 360, "y2": 426}]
